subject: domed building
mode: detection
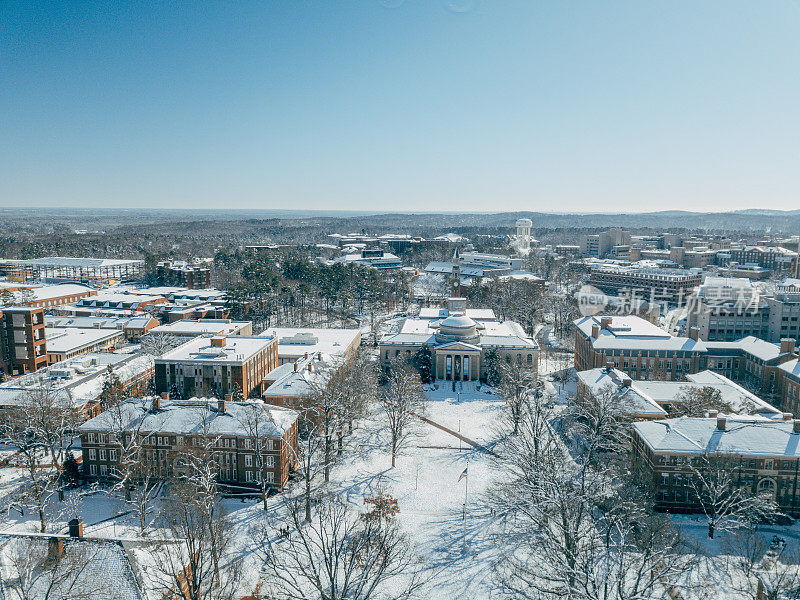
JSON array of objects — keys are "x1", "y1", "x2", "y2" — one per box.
[{"x1": 379, "y1": 297, "x2": 538, "y2": 382}]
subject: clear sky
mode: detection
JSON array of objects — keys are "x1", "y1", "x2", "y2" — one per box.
[{"x1": 2, "y1": 1, "x2": 799, "y2": 213}]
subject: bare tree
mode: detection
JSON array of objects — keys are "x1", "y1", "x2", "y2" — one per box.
[
  {"x1": 140, "y1": 331, "x2": 179, "y2": 357},
  {"x1": 569, "y1": 383, "x2": 632, "y2": 474},
  {"x1": 670, "y1": 385, "x2": 733, "y2": 418},
  {"x1": 151, "y1": 481, "x2": 240, "y2": 600},
  {"x1": 293, "y1": 419, "x2": 323, "y2": 523},
  {"x1": 0, "y1": 388, "x2": 79, "y2": 532},
  {"x1": 261, "y1": 494, "x2": 422, "y2": 600},
  {"x1": 0, "y1": 537, "x2": 114, "y2": 600},
  {"x1": 381, "y1": 362, "x2": 425, "y2": 468},
  {"x1": 98, "y1": 398, "x2": 164, "y2": 534},
  {"x1": 497, "y1": 357, "x2": 538, "y2": 435},
  {"x1": 687, "y1": 451, "x2": 779, "y2": 539},
  {"x1": 236, "y1": 402, "x2": 281, "y2": 511}
]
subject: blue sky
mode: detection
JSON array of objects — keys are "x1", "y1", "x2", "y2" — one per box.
[{"x1": 1, "y1": 1, "x2": 798, "y2": 213}]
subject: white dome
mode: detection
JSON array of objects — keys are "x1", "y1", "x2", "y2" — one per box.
[
  {"x1": 516, "y1": 218, "x2": 533, "y2": 227},
  {"x1": 439, "y1": 314, "x2": 477, "y2": 330}
]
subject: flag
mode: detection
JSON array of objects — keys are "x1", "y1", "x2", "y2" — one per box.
[{"x1": 458, "y1": 466, "x2": 468, "y2": 482}]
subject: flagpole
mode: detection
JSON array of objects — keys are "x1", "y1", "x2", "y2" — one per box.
[{"x1": 462, "y1": 461, "x2": 468, "y2": 556}]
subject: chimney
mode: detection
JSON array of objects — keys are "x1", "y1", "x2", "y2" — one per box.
[
  {"x1": 717, "y1": 416, "x2": 727, "y2": 431},
  {"x1": 293, "y1": 362, "x2": 298, "y2": 372},
  {"x1": 48, "y1": 537, "x2": 65, "y2": 560},
  {"x1": 780, "y1": 338, "x2": 796, "y2": 355},
  {"x1": 783, "y1": 412, "x2": 794, "y2": 421},
  {"x1": 218, "y1": 394, "x2": 230, "y2": 413},
  {"x1": 153, "y1": 392, "x2": 168, "y2": 411},
  {"x1": 211, "y1": 336, "x2": 226, "y2": 347},
  {"x1": 707, "y1": 409, "x2": 718, "y2": 418},
  {"x1": 600, "y1": 316, "x2": 612, "y2": 330},
  {"x1": 68, "y1": 518, "x2": 83, "y2": 538},
  {"x1": 689, "y1": 327, "x2": 700, "y2": 341},
  {"x1": 794, "y1": 419, "x2": 800, "y2": 434},
  {"x1": 622, "y1": 378, "x2": 632, "y2": 388},
  {"x1": 591, "y1": 324, "x2": 600, "y2": 338},
  {"x1": 304, "y1": 352, "x2": 309, "y2": 359},
  {"x1": 317, "y1": 352, "x2": 322, "y2": 360},
  {"x1": 307, "y1": 362, "x2": 313, "y2": 372}
]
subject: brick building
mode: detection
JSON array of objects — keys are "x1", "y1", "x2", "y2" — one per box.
[
  {"x1": 632, "y1": 414, "x2": 800, "y2": 516},
  {"x1": 78, "y1": 395, "x2": 299, "y2": 490},
  {"x1": 155, "y1": 335, "x2": 278, "y2": 399},
  {"x1": 0, "y1": 306, "x2": 47, "y2": 375},
  {"x1": 587, "y1": 263, "x2": 703, "y2": 303},
  {"x1": 156, "y1": 260, "x2": 212, "y2": 289}
]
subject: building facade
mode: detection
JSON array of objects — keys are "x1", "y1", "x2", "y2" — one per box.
[
  {"x1": 79, "y1": 395, "x2": 299, "y2": 489},
  {"x1": 0, "y1": 306, "x2": 48, "y2": 375},
  {"x1": 154, "y1": 335, "x2": 278, "y2": 398},
  {"x1": 380, "y1": 297, "x2": 538, "y2": 381},
  {"x1": 632, "y1": 415, "x2": 800, "y2": 516}
]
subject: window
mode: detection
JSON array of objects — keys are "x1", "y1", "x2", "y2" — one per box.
[
  {"x1": 109, "y1": 449, "x2": 117, "y2": 461},
  {"x1": 245, "y1": 470, "x2": 254, "y2": 482},
  {"x1": 88, "y1": 449, "x2": 96, "y2": 460},
  {"x1": 266, "y1": 472, "x2": 274, "y2": 483},
  {"x1": 100, "y1": 465, "x2": 107, "y2": 476},
  {"x1": 90, "y1": 464, "x2": 97, "y2": 475},
  {"x1": 245, "y1": 438, "x2": 253, "y2": 449},
  {"x1": 99, "y1": 449, "x2": 107, "y2": 461},
  {"x1": 245, "y1": 455, "x2": 253, "y2": 467},
  {"x1": 266, "y1": 456, "x2": 275, "y2": 468}
]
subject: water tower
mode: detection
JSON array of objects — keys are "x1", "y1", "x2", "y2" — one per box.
[{"x1": 515, "y1": 218, "x2": 533, "y2": 253}]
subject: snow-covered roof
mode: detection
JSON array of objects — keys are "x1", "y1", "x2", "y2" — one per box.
[
  {"x1": 1, "y1": 257, "x2": 143, "y2": 268},
  {"x1": 264, "y1": 353, "x2": 344, "y2": 399},
  {"x1": 633, "y1": 416, "x2": 800, "y2": 457},
  {"x1": 258, "y1": 327, "x2": 360, "y2": 359},
  {"x1": 574, "y1": 315, "x2": 705, "y2": 352},
  {"x1": 417, "y1": 307, "x2": 496, "y2": 321},
  {"x1": 45, "y1": 315, "x2": 155, "y2": 330},
  {"x1": 705, "y1": 336, "x2": 786, "y2": 362},
  {"x1": 80, "y1": 397, "x2": 298, "y2": 437},
  {"x1": 157, "y1": 335, "x2": 274, "y2": 364},
  {"x1": 577, "y1": 368, "x2": 666, "y2": 417},
  {"x1": 149, "y1": 319, "x2": 250, "y2": 337},
  {"x1": 44, "y1": 327, "x2": 124, "y2": 354},
  {"x1": 0, "y1": 353, "x2": 154, "y2": 409},
  {"x1": 780, "y1": 359, "x2": 800, "y2": 381},
  {"x1": 0, "y1": 536, "x2": 143, "y2": 600}
]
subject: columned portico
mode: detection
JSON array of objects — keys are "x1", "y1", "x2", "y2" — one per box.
[{"x1": 434, "y1": 342, "x2": 481, "y2": 381}]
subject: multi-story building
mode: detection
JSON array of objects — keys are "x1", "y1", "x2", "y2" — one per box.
[
  {"x1": 78, "y1": 394, "x2": 299, "y2": 489},
  {"x1": 779, "y1": 357, "x2": 800, "y2": 416},
  {"x1": 718, "y1": 245, "x2": 798, "y2": 273},
  {"x1": 686, "y1": 277, "x2": 769, "y2": 341},
  {"x1": 0, "y1": 257, "x2": 144, "y2": 284},
  {"x1": 45, "y1": 314, "x2": 160, "y2": 342},
  {"x1": 0, "y1": 306, "x2": 47, "y2": 375},
  {"x1": 573, "y1": 315, "x2": 797, "y2": 388},
  {"x1": 573, "y1": 315, "x2": 707, "y2": 380},
  {"x1": 148, "y1": 318, "x2": 253, "y2": 340},
  {"x1": 156, "y1": 260, "x2": 212, "y2": 289},
  {"x1": 0, "y1": 352, "x2": 154, "y2": 420},
  {"x1": 154, "y1": 335, "x2": 278, "y2": 398},
  {"x1": 577, "y1": 366, "x2": 783, "y2": 421},
  {"x1": 74, "y1": 291, "x2": 168, "y2": 312},
  {"x1": 9, "y1": 283, "x2": 97, "y2": 309},
  {"x1": 631, "y1": 414, "x2": 800, "y2": 516},
  {"x1": 259, "y1": 327, "x2": 361, "y2": 365},
  {"x1": 766, "y1": 279, "x2": 800, "y2": 343},
  {"x1": 588, "y1": 262, "x2": 703, "y2": 303},
  {"x1": 43, "y1": 326, "x2": 124, "y2": 364},
  {"x1": 380, "y1": 297, "x2": 538, "y2": 381},
  {"x1": 580, "y1": 228, "x2": 631, "y2": 258}
]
